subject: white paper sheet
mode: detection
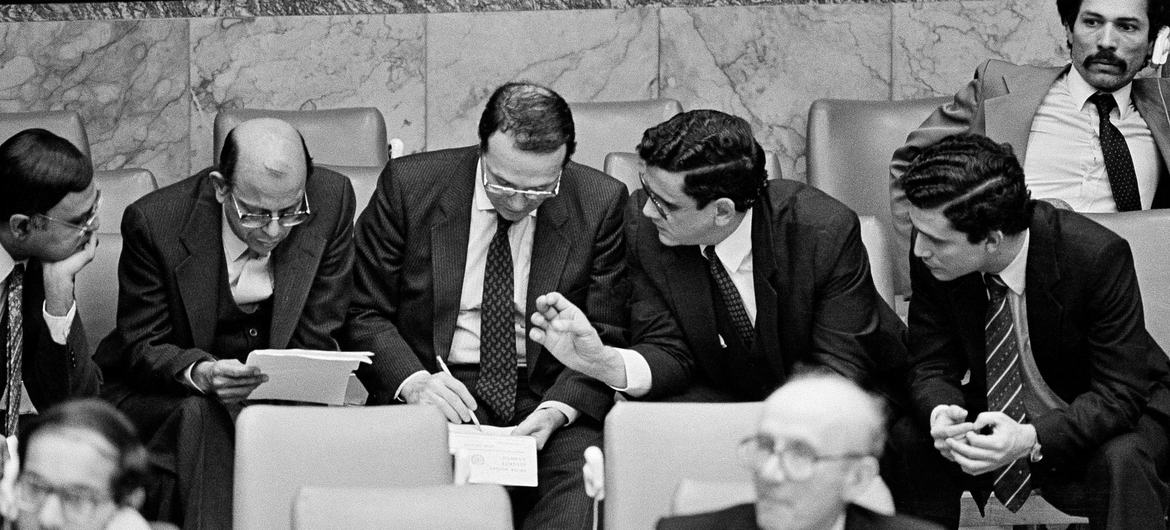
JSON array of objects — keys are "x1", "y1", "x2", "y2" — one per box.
[
  {"x1": 245, "y1": 349, "x2": 372, "y2": 405},
  {"x1": 448, "y1": 424, "x2": 538, "y2": 487}
]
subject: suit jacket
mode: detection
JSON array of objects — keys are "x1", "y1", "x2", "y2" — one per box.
[
  {"x1": 95, "y1": 168, "x2": 355, "y2": 397},
  {"x1": 908, "y1": 201, "x2": 1170, "y2": 470},
  {"x1": 627, "y1": 181, "x2": 909, "y2": 403},
  {"x1": 656, "y1": 502, "x2": 942, "y2": 530},
  {"x1": 0, "y1": 260, "x2": 99, "y2": 409},
  {"x1": 346, "y1": 146, "x2": 629, "y2": 421},
  {"x1": 891, "y1": 60, "x2": 1170, "y2": 253}
]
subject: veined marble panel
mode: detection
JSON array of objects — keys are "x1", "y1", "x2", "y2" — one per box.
[
  {"x1": 0, "y1": 19, "x2": 190, "y2": 183},
  {"x1": 892, "y1": 0, "x2": 1067, "y2": 99},
  {"x1": 190, "y1": 14, "x2": 425, "y2": 178},
  {"x1": 425, "y1": 7, "x2": 659, "y2": 150},
  {"x1": 660, "y1": 4, "x2": 891, "y2": 183}
]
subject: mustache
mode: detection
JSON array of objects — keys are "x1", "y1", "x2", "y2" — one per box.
[{"x1": 1083, "y1": 50, "x2": 1127, "y2": 69}]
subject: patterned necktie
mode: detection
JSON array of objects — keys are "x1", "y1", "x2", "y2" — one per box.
[
  {"x1": 705, "y1": 247, "x2": 753, "y2": 349},
  {"x1": 1089, "y1": 92, "x2": 1141, "y2": 211},
  {"x1": 4, "y1": 264, "x2": 24, "y2": 437},
  {"x1": 984, "y1": 274, "x2": 1032, "y2": 512},
  {"x1": 477, "y1": 214, "x2": 517, "y2": 422}
]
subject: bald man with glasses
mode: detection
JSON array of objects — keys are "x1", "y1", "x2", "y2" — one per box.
[{"x1": 95, "y1": 118, "x2": 355, "y2": 529}]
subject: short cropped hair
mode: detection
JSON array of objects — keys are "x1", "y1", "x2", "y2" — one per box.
[
  {"x1": 780, "y1": 369, "x2": 889, "y2": 457},
  {"x1": 1056, "y1": 0, "x2": 1169, "y2": 40},
  {"x1": 217, "y1": 128, "x2": 314, "y2": 187},
  {"x1": 18, "y1": 399, "x2": 148, "y2": 506},
  {"x1": 0, "y1": 129, "x2": 92, "y2": 220},
  {"x1": 636, "y1": 110, "x2": 768, "y2": 212},
  {"x1": 478, "y1": 82, "x2": 576, "y2": 164},
  {"x1": 899, "y1": 133, "x2": 1033, "y2": 244}
]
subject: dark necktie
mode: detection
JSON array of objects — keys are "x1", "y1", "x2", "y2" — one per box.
[
  {"x1": 984, "y1": 274, "x2": 1032, "y2": 512},
  {"x1": 4, "y1": 264, "x2": 24, "y2": 437},
  {"x1": 477, "y1": 214, "x2": 517, "y2": 422},
  {"x1": 705, "y1": 247, "x2": 753, "y2": 349},
  {"x1": 1089, "y1": 92, "x2": 1141, "y2": 211}
]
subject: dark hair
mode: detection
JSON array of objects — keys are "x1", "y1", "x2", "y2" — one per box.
[
  {"x1": 636, "y1": 110, "x2": 768, "y2": 211},
  {"x1": 217, "y1": 127, "x2": 314, "y2": 187},
  {"x1": 18, "y1": 399, "x2": 148, "y2": 505},
  {"x1": 1057, "y1": 0, "x2": 1169, "y2": 40},
  {"x1": 0, "y1": 129, "x2": 92, "y2": 221},
  {"x1": 478, "y1": 82, "x2": 576, "y2": 165},
  {"x1": 899, "y1": 134, "x2": 1033, "y2": 243}
]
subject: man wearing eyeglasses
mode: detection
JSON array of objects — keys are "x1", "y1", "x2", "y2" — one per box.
[
  {"x1": 657, "y1": 374, "x2": 939, "y2": 530},
  {"x1": 346, "y1": 82, "x2": 627, "y2": 528},
  {"x1": 95, "y1": 117, "x2": 355, "y2": 529},
  {"x1": 0, "y1": 129, "x2": 102, "y2": 440}
]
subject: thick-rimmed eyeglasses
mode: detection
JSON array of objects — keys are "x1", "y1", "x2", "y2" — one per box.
[
  {"x1": 231, "y1": 193, "x2": 312, "y2": 229},
  {"x1": 36, "y1": 190, "x2": 101, "y2": 238},
  {"x1": 737, "y1": 434, "x2": 872, "y2": 481},
  {"x1": 16, "y1": 474, "x2": 112, "y2": 523},
  {"x1": 482, "y1": 160, "x2": 561, "y2": 199},
  {"x1": 638, "y1": 172, "x2": 671, "y2": 220}
]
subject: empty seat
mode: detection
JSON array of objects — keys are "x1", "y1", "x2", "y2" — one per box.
[
  {"x1": 569, "y1": 99, "x2": 682, "y2": 172},
  {"x1": 293, "y1": 484, "x2": 511, "y2": 530}
]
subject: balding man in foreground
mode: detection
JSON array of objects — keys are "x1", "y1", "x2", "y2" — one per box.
[
  {"x1": 96, "y1": 118, "x2": 356, "y2": 529},
  {"x1": 658, "y1": 373, "x2": 939, "y2": 530}
]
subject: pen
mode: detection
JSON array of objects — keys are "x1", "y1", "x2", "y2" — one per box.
[{"x1": 435, "y1": 355, "x2": 483, "y2": 432}]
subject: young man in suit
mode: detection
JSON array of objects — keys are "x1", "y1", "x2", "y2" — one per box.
[
  {"x1": 656, "y1": 373, "x2": 940, "y2": 530},
  {"x1": 0, "y1": 129, "x2": 101, "y2": 436},
  {"x1": 346, "y1": 82, "x2": 628, "y2": 528},
  {"x1": 95, "y1": 118, "x2": 356, "y2": 529},
  {"x1": 891, "y1": 0, "x2": 1170, "y2": 278},
  {"x1": 895, "y1": 133, "x2": 1170, "y2": 527}
]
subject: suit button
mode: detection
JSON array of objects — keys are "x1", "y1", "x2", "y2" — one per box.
[{"x1": 247, "y1": 328, "x2": 258, "y2": 337}]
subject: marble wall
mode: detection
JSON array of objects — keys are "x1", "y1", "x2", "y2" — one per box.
[{"x1": 0, "y1": 0, "x2": 1130, "y2": 185}]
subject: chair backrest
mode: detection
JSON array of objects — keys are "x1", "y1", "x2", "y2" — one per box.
[
  {"x1": 859, "y1": 215, "x2": 896, "y2": 310},
  {"x1": 328, "y1": 164, "x2": 381, "y2": 220},
  {"x1": 75, "y1": 232, "x2": 122, "y2": 350},
  {"x1": 806, "y1": 97, "x2": 950, "y2": 295},
  {"x1": 569, "y1": 99, "x2": 682, "y2": 172},
  {"x1": 213, "y1": 107, "x2": 389, "y2": 168},
  {"x1": 604, "y1": 401, "x2": 761, "y2": 530},
  {"x1": 1083, "y1": 210, "x2": 1170, "y2": 353},
  {"x1": 234, "y1": 405, "x2": 452, "y2": 530},
  {"x1": 94, "y1": 168, "x2": 158, "y2": 235},
  {"x1": 602, "y1": 150, "x2": 785, "y2": 194},
  {"x1": 293, "y1": 484, "x2": 511, "y2": 530},
  {"x1": 0, "y1": 110, "x2": 91, "y2": 160}
]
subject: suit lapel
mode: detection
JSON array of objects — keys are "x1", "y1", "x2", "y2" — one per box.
[
  {"x1": 430, "y1": 152, "x2": 477, "y2": 359},
  {"x1": 1133, "y1": 78, "x2": 1170, "y2": 178},
  {"x1": 269, "y1": 222, "x2": 322, "y2": 349},
  {"x1": 752, "y1": 198, "x2": 785, "y2": 378},
  {"x1": 1023, "y1": 207, "x2": 1063, "y2": 366},
  {"x1": 663, "y1": 245, "x2": 721, "y2": 362},
  {"x1": 984, "y1": 65, "x2": 1067, "y2": 165},
  {"x1": 175, "y1": 177, "x2": 225, "y2": 351},
  {"x1": 525, "y1": 196, "x2": 570, "y2": 369}
]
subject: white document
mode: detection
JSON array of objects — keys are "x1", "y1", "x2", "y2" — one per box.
[
  {"x1": 448, "y1": 424, "x2": 538, "y2": 487},
  {"x1": 245, "y1": 349, "x2": 372, "y2": 405}
]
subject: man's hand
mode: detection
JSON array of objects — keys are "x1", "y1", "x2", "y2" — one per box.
[
  {"x1": 512, "y1": 408, "x2": 568, "y2": 451},
  {"x1": 948, "y1": 411, "x2": 1037, "y2": 476},
  {"x1": 42, "y1": 235, "x2": 98, "y2": 316},
  {"x1": 529, "y1": 292, "x2": 627, "y2": 388},
  {"x1": 400, "y1": 372, "x2": 478, "y2": 424},
  {"x1": 192, "y1": 359, "x2": 268, "y2": 403},
  {"x1": 930, "y1": 404, "x2": 974, "y2": 462}
]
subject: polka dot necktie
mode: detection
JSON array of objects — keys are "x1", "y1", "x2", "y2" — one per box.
[
  {"x1": 477, "y1": 214, "x2": 517, "y2": 422},
  {"x1": 984, "y1": 274, "x2": 1032, "y2": 512},
  {"x1": 1089, "y1": 92, "x2": 1141, "y2": 211},
  {"x1": 705, "y1": 247, "x2": 753, "y2": 349}
]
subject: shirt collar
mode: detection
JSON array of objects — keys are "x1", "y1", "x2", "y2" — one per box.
[
  {"x1": 0, "y1": 243, "x2": 15, "y2": 281},
  {"x1": 1066, "y1": 65, "x2": 1135, "y2": 120},
  {"x1": 221, "y1": 205, "x2": 253, "y2": 261},
  {"x1": 474, "y1": 156, "x2": 539, "y2": 218},
  {"x1": 701, "y1": 209, "x2": 753, "y2": 270},
  {"x1": 994, "y1": 229, "x2": 1030, "y2": 296}
]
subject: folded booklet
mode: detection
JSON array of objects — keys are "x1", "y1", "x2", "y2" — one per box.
[
  {"x1": 448, "y1": 424, "x2": 538, "y2": 487},
  {"x1": 245, "y1": 349, "x2": 373, "y2": 405}
]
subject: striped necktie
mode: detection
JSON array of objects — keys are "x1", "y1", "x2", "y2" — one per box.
[
  {"x1": 984, "y1": 274, "x2": 1032, "y2": 512},
  {"x1": 4, "y1": 264, "x2": 24, "y2": 437}
]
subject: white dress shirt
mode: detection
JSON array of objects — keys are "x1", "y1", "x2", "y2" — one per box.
[
  {"x1": 1024, "y1": 66, "x2": 1163, "y2": 211},
  {"x1": 615, "y1": 210, "x2": 756, "y2": 397}
]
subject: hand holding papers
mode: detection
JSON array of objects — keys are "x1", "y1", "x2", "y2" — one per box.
[
  {"x1": 448, "y1": 424, "x2": 538, "y2": 487},
  {"x1": 245, "y1": 349, "x2": 372, "y2": 405}
]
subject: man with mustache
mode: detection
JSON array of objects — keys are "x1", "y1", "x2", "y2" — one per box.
[{"x1": 890, "y1": 0, "x2": 1170, "y2": 275}]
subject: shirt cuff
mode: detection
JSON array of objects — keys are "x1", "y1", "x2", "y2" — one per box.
[
  {"x1": 395, "y1": 370, "x2": 431, "y2": 402},
  {"x1": 536, "y1": 401, "x2": 579, "y2": 425},
  {"x1": 41, "y1": 301, "x2": 75, "y2": 346},
  {"x1": 182, "y1": 362, "x2": 207, "y2": 394},
  {"x1": 611, "y1": 347, "x2": 652, "y2": 398}
]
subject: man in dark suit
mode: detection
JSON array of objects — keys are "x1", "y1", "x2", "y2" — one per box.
[
  {"x1": 345, "y1": 82, "x2": 627, "y2": 529},
  {"x1": 0, "y1": 129, "x2": 101, "y2": 436},
  {"x1": 656, "y1": 374, "x2": 940, "y2": 530},
  {"x1": 895, "y1": 133, "x2": 1170, "y2": 528},
  {"x1": 95, "y1": 118, "x2": 355, "y2": 529}
]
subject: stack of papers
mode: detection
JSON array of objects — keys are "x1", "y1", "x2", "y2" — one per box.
[
  {"x1": 448, "y1": 424, "x2": 538, "y2": 487},
  {"x1": 245, "y1": 349, "x2": 372, "y2": 405}
]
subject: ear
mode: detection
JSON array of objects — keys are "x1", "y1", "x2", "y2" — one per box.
[
  {"x1": 6, "y1": 214, "x2": 32, "y2": 240},
  {"x1": 840, "y1": 456, "x2": 880, "y2": 502},
  {"x1": 210, "y1": 171, "x2": 230, "y2": 204},
  {"x1": 712, "y1": 198, "x2": 739, "y2": 226},
  {"x1": 982, "y1": 230, "x2": 1004, "y2": 253},
  {"x1": 122, "y1": 487, "x2": 146, "y2": 510}
]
